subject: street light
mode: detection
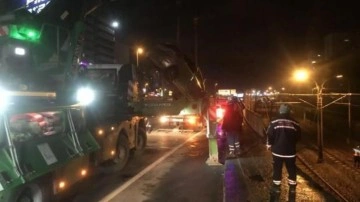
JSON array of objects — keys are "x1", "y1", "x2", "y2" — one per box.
[
  {"x1": 136, "y1": 47, "x2": 144, "y2": 67},
  {"x1": 111, "y1": 21, "x2": 119, "y2": 29},
  {"x1": 293, "y1": 69, "x2": 345, "y2": 163},
  {"x1": 293, "y1": 69, "x2": 325, "y2": 163}
]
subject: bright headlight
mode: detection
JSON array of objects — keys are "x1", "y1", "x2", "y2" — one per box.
[
  {"x1": 186, "y1": 116, "x2": 197, "y2": 125},
  {"x1": 0, "y1": 88, "x2": 10, "y2": 112},
  {"x1": 76, "y1": 87, "x2": 95, "y2": 105},
  {"x1": 159, "y1": 116, "x2": 169, "y2": 123}
]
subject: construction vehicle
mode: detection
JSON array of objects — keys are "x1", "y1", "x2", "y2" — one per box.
[
  {"x1": 0, "y1": 0, "x2": 223, "y2": 200},
  {"x1": 135, "y1": 44, "x2": 206, "y2": 131},
  {"x1": 0, "y1": 1, "x2": 148, "y2": 201}
]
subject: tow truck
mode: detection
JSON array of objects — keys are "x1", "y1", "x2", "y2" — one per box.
[
  {"x1": 136, "y1": 44, "x2": 206, "y2": 131},
  {"x1": 0, "y1": 0, "x2": 226, "y2": 200},
  {"x1": 0, "y1": 0, "x2": 148, "y2": 201}
]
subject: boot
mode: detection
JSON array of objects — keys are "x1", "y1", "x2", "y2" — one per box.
[
  {"x1": 271, "y1": 184, "x2": 281, "y2": 193},
  {"x1": 235, "y1": 150, "x2": 242, "y2": 157},
  {"x1": 289, "y1": 185, "x2": 296, "y2": 193},
  {"x1": 226, "y1": 151, "x2": 236, "y2": 159}
]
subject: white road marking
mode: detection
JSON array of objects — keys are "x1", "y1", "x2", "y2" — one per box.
[{"x1": 99, "y1": 131, "x2": 204, "y2": 202}]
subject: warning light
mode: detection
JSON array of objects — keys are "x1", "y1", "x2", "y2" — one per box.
[
  {"x1": 58, "y1": 181, "x2": 66, "y2": 189},
  {"x1": 9, "y1": 25, "x2": 41, "y2": 42},
  {"x1": 81, "y1": 169, "x2": 87, "y2": 176}
]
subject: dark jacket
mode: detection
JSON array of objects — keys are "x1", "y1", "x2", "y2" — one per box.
[
  {"x1": 221, "y1": 102, "x2": 244, "y2": 133},
  {"x1": 266, "y1": 114, "x2": 301, "y2": 157}
]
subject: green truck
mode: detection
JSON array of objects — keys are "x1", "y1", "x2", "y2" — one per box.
[
  {"x1": 0, "y1": 1, "x2": 148, "y2": 201},
  {"x1": 0, "y1": 0, "x2": 210, "y2": 200}
]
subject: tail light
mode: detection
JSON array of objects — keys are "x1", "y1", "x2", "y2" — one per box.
[{"x1": 216, "y1": 107, "x2": 225, "y2": 119}]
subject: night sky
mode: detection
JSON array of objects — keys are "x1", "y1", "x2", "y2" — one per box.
[{"x1": 38, "y1": 0, "x2": 360, "y2": 90}]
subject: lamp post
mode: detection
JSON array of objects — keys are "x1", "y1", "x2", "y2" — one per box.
[
  {"x1": 136, "y1": 47, "x2": 143, "y2": 67},
  {"x1": 294, "y1": 69, "x2": 325, "y2": 163},
  {"x1": 314, "y1": 81, "x2": 324, "y2": 163},
  {"x1": 337, "y1": 75, "x2": 352, "y2": 144},
  {"x1": 294, "y1": 69, "x2": 351, "y2": 162}
]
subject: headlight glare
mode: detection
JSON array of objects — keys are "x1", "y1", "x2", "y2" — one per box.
[
  {"x1": 0, "y1": 88, "x2": 10, "y2": 112},
  {"x1": 76, "y1": 87, "x2": 95, "y2": 105}
]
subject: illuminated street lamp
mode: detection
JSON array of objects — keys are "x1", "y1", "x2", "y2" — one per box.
[
  {"x1": 293, "y1": 68, "x2": 325, "y2": 163},
  {"x1": 293, "y1": 69, "x2": 346, "y2": 163},
  {"x1": 111, "y1": 21, "x2": 119, "y2": 29},
  {"x1": 136, "y1": 47, "x2": 144, "y2": 67}
]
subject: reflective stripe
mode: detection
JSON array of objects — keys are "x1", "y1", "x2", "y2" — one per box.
[
  {"x1": 272, "y1": 153, "x2": 296, "y2": 158},
  {"x1": 274, "y1": 125, "x2": 296, "y2": 130},
  {"x1": 229, "y1": 145, "x2": 235, "y2": 151},
  {"x1": 288, "y1": 179, "x2": 297, "y2": 185},
  {"x1": 273, "y1": 180, "x2": 281, "y2": 185},
  {"x1": 271, "y1": 119, "x2": 299, "y2": 126}
]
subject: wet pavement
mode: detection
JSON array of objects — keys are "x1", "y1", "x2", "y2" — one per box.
[
  {"x1": 222, "y1": 124, "x2": 336, "y2": 202},
  {"x1": 98, "y1": 124, "x2": 336, "y2": 202},
  {"x1": 69, "y1": 125, "x2": 337, "y2": 202}
]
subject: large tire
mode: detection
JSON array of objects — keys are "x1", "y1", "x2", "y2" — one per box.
[
  {"x1": 113, "y1": 135, "x2": 130, "y2": 170},
  {"x1": 99, "y1": 134, "x2": 130, "y2": 173},
  {"x1": 5, "y1": 178, "x2": 52, "y2": 202},
  {"x1": 136, "y1": 127, "x2": 147, "y2": 153},
  {"x1": 130, "y1": 126, "x2": 148, "y2": 158}
]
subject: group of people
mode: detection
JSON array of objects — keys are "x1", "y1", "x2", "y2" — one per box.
[{"x1": 221, "y1": 96, "x2": 301, "y2": 194}]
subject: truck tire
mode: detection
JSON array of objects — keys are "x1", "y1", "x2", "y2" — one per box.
[
  {"x1": 100, "y1": 134, "x2": 130, "y2": 173},
  {"x1": 137, "y1": 127, "x2": 147, "y2": 150},
  {"x1": 133, "y1": 127, "x2": 147, "y2": 156},
  {"x1": 114, "y1": 135, "x2": 130, "y2": 170},
  {"x1": 5, "y1": 178, "x2": 52, "y2": 202}
]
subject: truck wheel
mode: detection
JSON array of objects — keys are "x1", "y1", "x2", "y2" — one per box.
[
  {"x1": 130, "y1": 127, "x2": 147, "y2": 158},
  {"x1": 6, "y1": 179, "x2": 52, "y2": 202},
  {"x1": 113, "y1": 135, "x2": 130, "y2": 171},
  {"x1": 99, "y1": 135, "x2": 130, "y2": 174},
  {"x1": 137, "y1": 127, "x2": 147, "y2": 151}
]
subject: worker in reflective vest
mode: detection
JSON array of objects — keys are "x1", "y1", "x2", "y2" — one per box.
[
  {"x1": 266, "y1": 104, "x2": 301, "y2": 194},
  {"x1": 221, "y1": 96, "x2": 244, "y2": 159}
]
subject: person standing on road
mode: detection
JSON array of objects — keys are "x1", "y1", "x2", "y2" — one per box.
[
  {"x1": 266, "y1": 104, "x2": 301, "y2": 193},
  {"x1": 222, "y1": 96, "x2": 244, "y2": 159}
]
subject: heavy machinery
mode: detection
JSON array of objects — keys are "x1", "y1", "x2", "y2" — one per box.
[
  {"x1": 0, "y1": 1, "x2": 147, "y2": 201},
  {"x1": 135, "y1": 44, "x2": 206, "y2": 131},
  {"x1": 0, "y1": 0, "x2": 222, "y2": 200}
]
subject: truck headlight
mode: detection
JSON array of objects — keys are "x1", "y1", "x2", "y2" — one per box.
[
  {"x1": 0, "y1": 88, "x2": 10, "y2": 112},
  {"x1": 186, "y1": 116, "x2": 197, "y2": 125},
  {"x1": 159, "y1": 116, "x2": 169, "y2": 123},
  {"x1": 76, "y1": 87, "x2": 95, "y2": 105}
]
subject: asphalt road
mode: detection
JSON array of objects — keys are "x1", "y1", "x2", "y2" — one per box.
[
  {"x1": 62, "y1": 123, "x2": 338, "y2": 202},
  {"x1": 64, "y1": 128, "x2": 223, "y2": 202}
]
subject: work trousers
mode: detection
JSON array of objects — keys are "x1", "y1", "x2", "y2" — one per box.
[
  {"x1": 272, "y1": 155, "x2": 297, "y2": 186},
  {"x1": 226, "y1": 131, "x2": 240, "y2": 152}
]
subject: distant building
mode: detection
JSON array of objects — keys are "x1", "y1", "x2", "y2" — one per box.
[{"x1": 83, "y1": 15, "x2": 116, "y2": 64}]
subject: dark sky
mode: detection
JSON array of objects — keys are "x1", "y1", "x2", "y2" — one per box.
[
  {"x1": 1, "y1": 0, "x2": 359, "y2": 90},
  {"x1": 105, "y1": 0, "x2": 360, "y2": 90}
]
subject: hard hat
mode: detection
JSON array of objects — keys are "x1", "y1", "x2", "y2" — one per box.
[{"x1": 279, "y1": 104, "x2": 290, "y2": 114}]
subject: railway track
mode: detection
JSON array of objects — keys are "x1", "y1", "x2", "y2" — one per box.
[
  {"x1": 297, "y1": 147, "x2": 359, "y2": 202},
  {"x1": 296, "y1": 154, "x2": 351, "y2": 201}
]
